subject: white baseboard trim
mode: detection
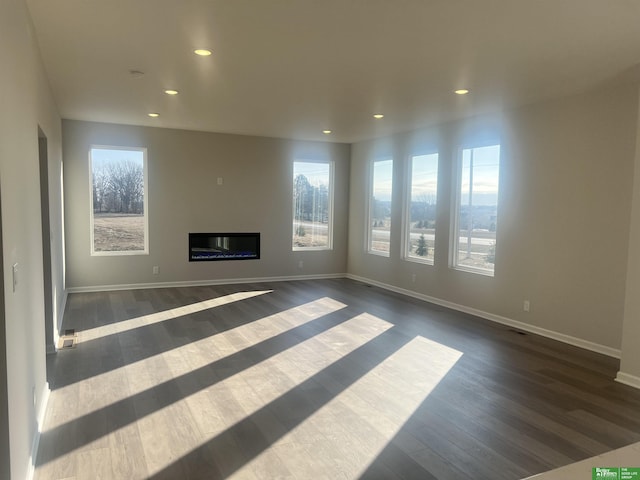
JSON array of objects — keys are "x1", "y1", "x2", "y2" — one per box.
[
  {"x1": 346, "y1": 273, "x2": 621, "y2": 359},
  {"x1": 615, "y1": 371, "x2": 640, "y2": 389},
  {"x1": 66, "y1": 273, "x2": 347, "y2": 294},
  {"x1": 26, "y1": 382, "x2": 50, "y2": 480},
  {"x1": 65, "y1": 272, "x2": 621, "y2": 359}
]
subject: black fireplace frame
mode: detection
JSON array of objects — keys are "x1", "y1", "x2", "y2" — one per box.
[{"x1": 189, "y1": 232, "x2": 260, "y2": 262}]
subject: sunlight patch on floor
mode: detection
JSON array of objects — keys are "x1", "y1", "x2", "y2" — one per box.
[
  {"x1": 77, "y1": 289, "x2": 273, "y2": 341},
  {"x1": 136, "y1": 312, "x2": 462, "y2": 478},
  {"x1": 181, "y1": 312, "x2": 394, "y2": 426},
  {"x1": 141, "y1": 312, "x2": 394, "y2": 477},
  {"x1": 49, "y1": 297, "x2": 348, "y2": 425},
  {"x1": 236, "y1": 336, "x2": 463, "y2": 479},
  {"x1": 39, "y1": 296, "x2": 465, "y2": 479}
]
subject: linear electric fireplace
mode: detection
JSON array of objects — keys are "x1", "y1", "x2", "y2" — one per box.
[{"x1": 189, "y1": 232, "x2": 260, "y2": 261}]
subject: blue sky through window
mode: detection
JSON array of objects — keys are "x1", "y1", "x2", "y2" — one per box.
[
  {"x1": 294, "y1": 161, "x2": 330, "y2": 187},
  {"x1": 373, "y1": 159, "x2": 393, "y2": 201},
  {"x1": 91, "y1": 148, "x2": 144, "y2": 169},
  {"x1": 461, "y1": 145, "x2": 500, "y2": 206},
  {"x1": 411, "y1": 153, "x2": 438, "y2": 201}
]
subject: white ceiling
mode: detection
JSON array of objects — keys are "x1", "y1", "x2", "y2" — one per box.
[{"x1": 26, "y1": 0, "x2": 640, "y2": 143}]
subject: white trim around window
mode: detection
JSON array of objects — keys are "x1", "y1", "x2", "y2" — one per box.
[
  {"x1": 403, "y1": 152, "x2": 439, "y2": 265},
  {"x1": 450, "y1": 144, "x2": 500, "y2": 276},
  {"x1": 292, "y1": 160, "x2": 334, "y2": 251},
  {"x1": 367, "y1": 158, "x2": 393, "y2": 257},
  {"x1": 89, "y1": 145, "x2": 149, "y2": 256}
]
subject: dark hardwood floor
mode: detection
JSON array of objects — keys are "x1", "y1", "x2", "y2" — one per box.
[{"x1": 35, "y1": 278, "x2": 640, "y2": 479}]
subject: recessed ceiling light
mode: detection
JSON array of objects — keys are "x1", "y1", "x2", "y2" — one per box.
[
  {"x1": 164, "y1": 89, "x2": 179, "y2": 95},
  {"x1": 455, "y1": 89, "x2": 470, "y2": 95},
  {"x1": 148, "y1": 113, "x2": 159, "y2": 118},
  {"x1": 373, "y1": 114, "x2": 384, "y2": 119},
  {"x1": 322, "y1": 130, "x2": 332, "y2": 134},
  {"x1": 194, "y1": 49, "x2": 212, "y2": 56}
]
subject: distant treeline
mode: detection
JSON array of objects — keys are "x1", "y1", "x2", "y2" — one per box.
[
  {"x1": 92, "y1": 160, "x2": 144, "y2": 214},
  {"x1": 376, "y1": 199, "x2": 496, "y2": 232},
  {"x1": 293, "y1": 174, "x2": 329, "y2": 223}
]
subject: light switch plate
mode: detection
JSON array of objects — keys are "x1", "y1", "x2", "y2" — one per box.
[{"x1": 12, "y1": 263, "x2": 18, "y2": 292}]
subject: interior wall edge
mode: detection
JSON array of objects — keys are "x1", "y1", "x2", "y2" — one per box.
[
  {"x1": 55, "y1": 290, "x2": 68, "y2": 339},
  {"x1": 345, "y1": 273, "x2": 622, "y2": 360}
]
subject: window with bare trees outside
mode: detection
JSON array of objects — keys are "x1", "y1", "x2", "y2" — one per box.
[
  {"x1": 293, "y1": 161, "x2": 333, "y2": 250},
  {"x1": 90, "y1": 146, "x2": 148, "y2": 255}
]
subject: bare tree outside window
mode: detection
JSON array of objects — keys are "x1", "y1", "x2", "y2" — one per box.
[
  {"x1": 90, "y1": 146, "x2": 148, "y2": 255},
  {"x1": 292, "y1": 161, "x2": 333, "y2": 249}
]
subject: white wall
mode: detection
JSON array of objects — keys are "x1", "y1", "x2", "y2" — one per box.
[
  {"x1": 62, "y1": 86, "x2": 640, "y2": 358},
  {"x1": 348, "y1": 85, "x2": 638, "y2": 353},
  {"x1": 62, "y1": 121, "x2": 350, "y2": 290},
  {"x1": 0, "y1": 0, "x2": 64, "y2": 478},
  {"x1": 619, "y1": 86, "x2": 640, "y2": 387}
]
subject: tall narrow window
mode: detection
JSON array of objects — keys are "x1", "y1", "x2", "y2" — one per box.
[
  {"x1": 293, "y1": 161, "x2": 333, "y2": 250},
  {"x1": 90, "y1": 146, "x2": 148, "y2": 255},
  {"x1": 406, "y1": 153, "x2": 438, "y2": 264},
  {"x1": 453, "y1": 144, "x2": 500, "y2": 275},
  {"x1": 368, "y1": 159, "x2": 393, "y2": 256}
]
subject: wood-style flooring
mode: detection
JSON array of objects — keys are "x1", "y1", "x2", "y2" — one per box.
[{"x1": 35, "y1": 278, "x2": 640, "y2": 479}]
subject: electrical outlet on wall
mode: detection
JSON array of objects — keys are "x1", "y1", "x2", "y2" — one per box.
[
  {"x1": 523, "y1": 300, "x2": 530, "y2": 312},
  {"x1": 152, "y1": 266, "x2": 159, "y2": 275}
]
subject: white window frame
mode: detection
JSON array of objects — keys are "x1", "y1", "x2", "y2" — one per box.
[
  {"x1": 450, "y1": 144, "x2": 500, "y2": 276},
  {"x1": 367, "y1": 158, "x2": 393, "y2": 257},
  {"x1": 89, "y1": 145, "x2": 149, "y2": 256},
  {"x1": 403, "y1": 152, "x2": 439, "y2": 265},
  {"x1": 292, "y1": 160, "x2": 334, "y2": 251}
]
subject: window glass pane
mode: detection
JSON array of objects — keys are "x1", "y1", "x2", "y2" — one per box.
[
  {"x1": 407, "y1": 153, "x2": 438, "y2": 263},
  {"x1": 369, "y1": 159, "x2": 393, "y2": 255},
  {"x1": 293, "y1": 161, "x2": 333, "y2": 249},
  {"x1": 90, "y1": 147, "x2": 148, "y2": 255},
  {"x1": 454, "y1": 144, "x2": 500, "y2": 274}
]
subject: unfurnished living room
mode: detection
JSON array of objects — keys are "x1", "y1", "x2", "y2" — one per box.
[{"x1": 3, "y1": 1, "x2": 640, "y2": 479}]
